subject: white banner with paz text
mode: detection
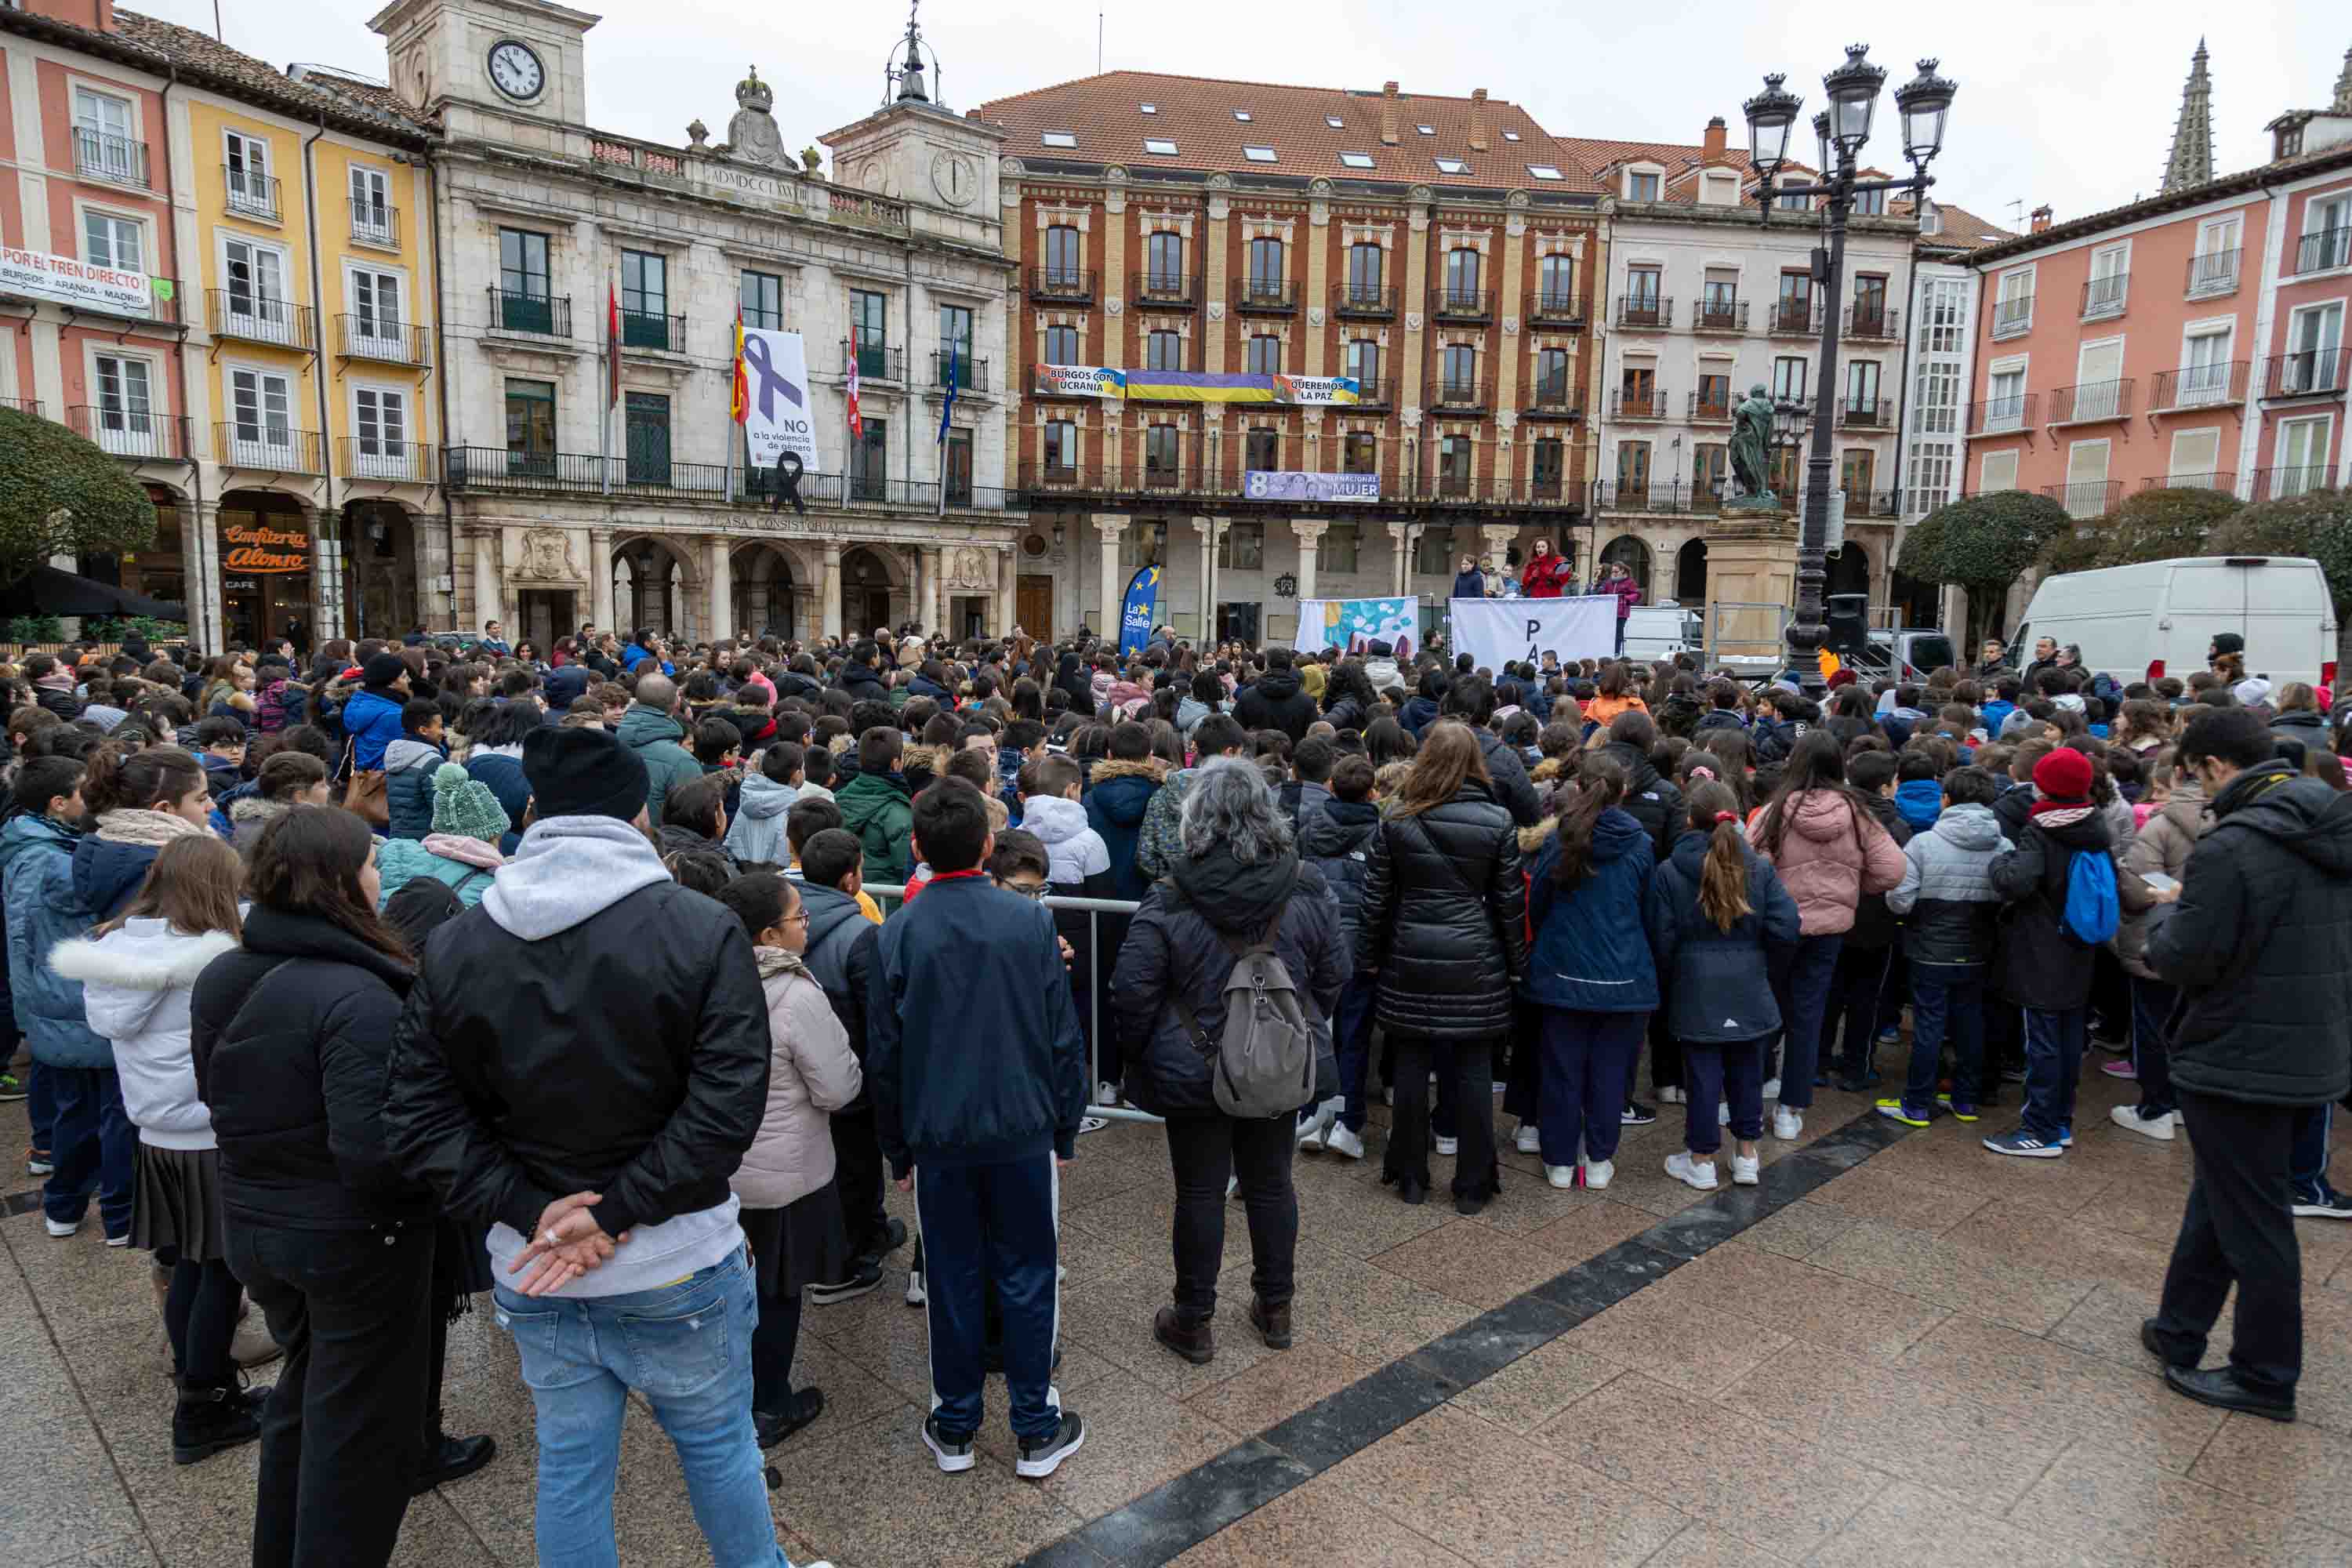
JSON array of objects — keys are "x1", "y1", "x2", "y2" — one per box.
[{"x1": 1449, "y1": 595, "x2": 1617, "y2": 671}]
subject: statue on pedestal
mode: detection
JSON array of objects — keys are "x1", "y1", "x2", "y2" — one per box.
[{"x1": 1727, "y1": 383, "x2": 1779, "y2": 510}]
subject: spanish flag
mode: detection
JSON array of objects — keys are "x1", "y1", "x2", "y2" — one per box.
[{"x1": 730, "y1": 309, "x2": 749, "y2": 425}]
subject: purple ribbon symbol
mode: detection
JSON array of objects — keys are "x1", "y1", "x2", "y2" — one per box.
[{"x1": 740, "y1": 333, "x2": 801, "y2": 420}]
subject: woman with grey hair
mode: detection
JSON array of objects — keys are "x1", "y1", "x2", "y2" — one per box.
[{"x1": 1112, "y1": 757, "x2": 1347, "y2": 1367}]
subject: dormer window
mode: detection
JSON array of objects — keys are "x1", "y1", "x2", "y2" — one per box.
[
  {"x1": 1700, "y1": 171, "x2": 1737, "y2": 205},
  {"x1": 1339, "y1": 151, "x2": 1374, "y2": 169},
  {"x1": 1144, "y1": 139, "x2": 1178, "y2": 156},
  {"x1": 1435, "y1": 157, "x2": 1468, "y2": 175},
  {"x1": 1140, "y1": 103, "x2": 1157, "y2": 114},
  {"x1": 1920, "y1": 201, "x2": 1942, "y2": 235},
  {"x1": 1526, "y1": 165, "x2": 1563, "y2": 181},
  {"x1": 1040, "y1": 131, "x2": 1076, "y2": 149},
  {"x1": 1503, "y1": 130, "x2": 1521, "y2": 142},
  {"x1": 1326, "y1": 115, "x2": 1345, "y2": 128},
  {"x1": 1625, "y1": 169, "x2": 1661, "y2": 201},
  {"x1": 1417, "y1": 125, "x2": 1436, "y2": 136},
  {"x1": 1243, "y1": 146, "x2": 1276, "y2": 163}
]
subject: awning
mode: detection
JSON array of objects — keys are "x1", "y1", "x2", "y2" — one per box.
[{"x1": 0, "y1": 565, "x2": 187, "y2": 622}]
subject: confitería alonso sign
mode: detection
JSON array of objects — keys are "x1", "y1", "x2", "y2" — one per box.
[{"x1": 222, "y1": 523, "x2": 310, "y2": 574}]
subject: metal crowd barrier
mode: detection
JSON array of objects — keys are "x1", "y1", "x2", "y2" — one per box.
[{"x1": 860, "y1": 884, "x2": 1163, "y2": 1127}]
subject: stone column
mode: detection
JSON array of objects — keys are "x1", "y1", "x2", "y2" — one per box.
[
  {"x1": 1192, "y1": 516, "x2": 1216, "y2": 641},
  {"x1": 706, "y1": 535, "x2": 734, "y2": 644},
  {"x1": 589, "y1": 528, "x2": 615, "y2": 637},
  {"x1": 820, "y1": 542, "x2": 843, "y2": 641},
  {"x1": 1385, "y1": 521, "x2": 1410, "y2": 596},
  {"x1": 1292, "y1": 518, "x2": 1328, "y2": 604},
  {"x1": 1093, "y1": 514, "x2": 1130, "y2": 637},
  {"x1": 919, "y1": 545, "x2": 944, "y2": 634},
  {"x1": 996, "y1": 546, "x2": 1017, "y2": 637},
  {"x1": 909, "y1": 546, "x2": 929, "y2": 635},
  {"x1": 471, "y1": 527, "x2": 502, "y2": 634}
]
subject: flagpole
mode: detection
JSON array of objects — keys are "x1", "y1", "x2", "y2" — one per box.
[
  {"x1": 724, "y1": 310, "x2": 739, "y2": 506},
  {"x1": 600, "y1": 263, "x2": 612, "y2": 498}
]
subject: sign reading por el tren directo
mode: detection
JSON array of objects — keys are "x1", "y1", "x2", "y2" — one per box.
[
  {"x1": 0, "y1": 245, "x2": 154, "y2": 316},
  {"x1": 222, "y1": 522, "x2": 310, "y2": 574}
]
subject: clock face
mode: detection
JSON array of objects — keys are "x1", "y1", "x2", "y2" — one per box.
[
  {"x1": 931, "y1": 151, "x2": 976, "y2": 208},
  {"x1": 486, "y1": 40, "x2": 544, "y2": 102}
]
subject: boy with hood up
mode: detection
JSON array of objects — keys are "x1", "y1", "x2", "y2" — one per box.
[{"x1": 1880, "y1": 764, "x2": 2012, "y2": 1127}]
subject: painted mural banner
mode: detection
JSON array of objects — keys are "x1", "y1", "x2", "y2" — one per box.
[
  {"x1": 0, "y1": 245, "x2": 152, "y2": 316},
  {"x1": 1292, "y1": 597, "x2": 1420, "y2": 658},
  {"x1": 1244, "y1": 470, "x2": 1381, "y2": 503}
]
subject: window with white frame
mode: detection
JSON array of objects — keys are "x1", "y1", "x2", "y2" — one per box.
[
  {"x1": 221, "y1": 237, "x2": 292, "y2": 340},
  {"x1": 1977, "y1": 448, "x2": 2019, "y2": 493},
  {"x1": 80, "y1": 209, "x2": 143, "y2": 272},
  {"x1": 1993, "y1": 268, "x2": 2033, "y2": 335},
  {"x1": 2189, "y1": 216, "x2": 2241, "y2": 296},
  {"x1": 1701, "y1": 172, "x2": 1738, "y2": 205},
  {"x1": 352, "y1": 385, "x2": 412, "y2": 477},
  {"x1": 347, "y1": 266, "x2": 404, "y2": 352},
  {"x1": 1905, "y1": 440, "x2": 1955, "y2": 517},
  {"x1": 92, "y1": 351, "x2": 158, "y2": 456},
  {"x1": 1911, "y1": 358, "x2": 1960, "y2": 436},
  {"x1": 2301, "y1": 191, "x2": 2352, "y2": 274},
  {"x1": 1625, "y1": 169, "x2": 1661, "y2": 201},
  {"x1": 2282, "y1": 301, "x2": 2344, "y2": 394},
  {"x1": 2167, "y1": 427, "x2": 2223, "y2": 489},
  {"x1": 225, "y1": 365, "x2": 295, "y2": 460},
  {"x1": 2062, "y1": 440, "x2": 2111, "y2": 517},
  {"x1": 2277, "y1": 416, "x2": 2333, "y2": 497},
  {"x1": 2177, "y1": 325, "x2": 2233, "y2": 407},
  {"x1": 350, "y1": 165, "x2": 394, "y2": 246},
  {"x1": 72, "y1": 87, "x2": 139, "y2": 183},
  {"x1": 223, "y1": 129, "x2": 274, "y2": 218},
  {"x1": 1920, "y1": 276, "x2": 1968, "y2": 355},
  {"x1": 1770, "y1": 354, "x2": 1806, "y2": 403},
  {"x1": 1852, "y1": 186, "x2": 1886, "y2": 215},
  {"x1": 2083, "y1": 243, "x2": 2129, "y2": 319},
  {"x1": 1985, "y1": 361, "x2": 2027, "y2": 431}
]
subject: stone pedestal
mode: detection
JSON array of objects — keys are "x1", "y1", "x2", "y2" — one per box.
[{"x1": 1704, "y1": 508, "x2": 1798, "y2": 665}]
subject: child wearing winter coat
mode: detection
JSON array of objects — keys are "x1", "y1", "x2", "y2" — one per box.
[
  {"x1": 1880, "y1": 766, "x2": 2013, "y2": 1127},
  {"x1": 49, "y1": 836, "x2": 263, "y2": 1464}
]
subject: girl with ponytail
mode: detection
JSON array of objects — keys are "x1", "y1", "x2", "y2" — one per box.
[
  {"x1": 1644, "y1": 781, "x2": 1800, "y2": 1193},
  {"x1": 1519, "y1": 755, "x2": 1657, "y2": 1190}
]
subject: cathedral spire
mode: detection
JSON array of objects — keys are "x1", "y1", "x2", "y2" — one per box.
[
  {"x1": 2333, "y1": 43, "x2": 2352, "y2": 114},
  {"x1": 2161, "y1": 38, "x2": 2216, "y2": 194}
]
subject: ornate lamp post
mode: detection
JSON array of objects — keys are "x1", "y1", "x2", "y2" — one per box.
[{"x1": 1744, "y1": 49, "x2": 1955, "y2": 692}]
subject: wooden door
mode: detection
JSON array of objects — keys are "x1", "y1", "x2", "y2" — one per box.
[{"x1": 1018, "y1": 575, "x2": 1053, "y2": 640}]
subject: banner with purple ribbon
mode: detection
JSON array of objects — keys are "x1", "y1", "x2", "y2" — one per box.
[{"x1": 739, "y1": 328, "x2": 815, "y2": 470}]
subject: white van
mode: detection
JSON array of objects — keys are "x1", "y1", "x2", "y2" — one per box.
[
  {"x1": 1624, "y1": 600, "x2": 1702, "y2": 663},
  {"x1": 2009, "y1": 556, "x2": 2337, "y2": 688}
]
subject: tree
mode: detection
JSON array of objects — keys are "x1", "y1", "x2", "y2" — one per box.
[
  {"x1": 0, "y1": 406, "x2": 158, "y2": 589},
  {"x1": 2208, "y1": 488, "x2": 2352, "y2": 665},
  {"x1": 2092, "y1": 485, "x2": 2243, "y2": 568},
  {"x1": 1900, "y1": 490, "x2": 2071, "y2": 645}
]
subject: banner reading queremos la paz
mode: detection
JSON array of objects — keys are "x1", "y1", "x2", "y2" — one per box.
[
  {"x1": 1029, "y1": 366, "x2": 1361, "y2": 405},
  {"x1": 1293, "y1": 597, "x2": 1419, "y2": 659},
  {"x1": 1244, "y1": 470, "x2": 1379, "y2": 503},
  {"x1": 1448, "y1": 595, "x2": 1617, "y2": 670},
  {"x1": 737, "y1": 328, "x2": 817, "y2": 469}
]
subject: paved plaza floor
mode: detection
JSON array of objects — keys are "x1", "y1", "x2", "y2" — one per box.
[{"x1": 6, "y1": 1054, "x2": 2352, "y2": 1568}]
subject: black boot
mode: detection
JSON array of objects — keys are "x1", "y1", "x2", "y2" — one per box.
[
  {"x1": 412, "y1": 1431, "x2": 498, "y2": 1494},
  {"x1": 173, "y1": 1374, "x2": 263, "y2": 1465}
]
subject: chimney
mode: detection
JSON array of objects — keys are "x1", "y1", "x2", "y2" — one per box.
[
  {"x1": 1381, "y1": 82, "x2": 1400, "y2": 147},
  {"x1": 2030, "y1": 204, "x2": 2053, "y2": 234},
  {"x1": 1702, "y1": 116, "x2": 1726, "y2": 161},
  {"x1": 1468, "y1": 89, "x2": 1490, "y2": 153},
  {"x1": 20, "y1": 0, "x2": 115, "y2": 28}
]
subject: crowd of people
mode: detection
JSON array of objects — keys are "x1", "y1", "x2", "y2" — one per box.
[{"x1": 1, "y1": 605, "x2": 2349, "y2": 1566}]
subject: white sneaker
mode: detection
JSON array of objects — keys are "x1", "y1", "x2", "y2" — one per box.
[
  {"x1": 1515, "y1": 1124, "x2": 1541, "y2": 1155},
  {"x1": 1297, "y1": 1116, "x2": 1327, "y2": 1152},
  {"x1": 1658, "y1": 1086, "x2": 1687, "y2": 1104},
  {"x1": 1731, "y1": 1152, "x2": 1761, "y2": 1186},
  {"x1": 1761, "y1": 1076, "x2": 1782, "y2": 1102},
  {"x1": 1226, "y1": 1174, "x2": 1240, "y2": 1200},
  {"x1": 2109, "y1": 1103, "x2": 2176, "y2": 1142},
  {"x1": 1583, "y1": 1158, "x2": 1615, "y2": 1190},
  {"x1": 1718, "y1": 1101, "x2": 1731, "y2": 1126},
  {"x1": 905, "y1": 1268, "x2": 927, "y2": 1306},
  {"x1": 1665, "y1": 1152, "x2": 1719, "y2": 1190},
  {"x1": 1545, "y1": 1163, "x2": 1577, "y2": 1189},
  {"x1": 1325, "y1": 1124, "x2": 1365, "y2": 1160},
  {"x1": 42, "y1": 1216, "x2": 78, "y2": 1239},
  {"x1": 1772, "y1": 1106, "x2": 1803, "y2": 1142},
  {"x1": 1434, "y1": 1135, "x2": 1459, "y2": 1156},
  {"x1": 1094, "y1": 1081, "x2": 1119, "y2": 1107}
]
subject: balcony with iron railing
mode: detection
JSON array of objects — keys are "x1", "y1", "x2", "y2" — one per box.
[
  {"x1": 1838, "y1": 397, "x2": 1891, "y2": 428},
  {"x1": 1, "y1": 397, "x2": 44, "y2": 418},
  {"x1": 1690, "y1": 296, "x2": 1748, "y2": 334},
  {"x1": 1232, "y1": 276, "x2": 1297, "y2": 313},
  {"x1": 338, "y1": 437, "x2": 438, "y2": 485},
  {"x1": 1334, "y1": 282, "x2": 1397, "y2": 318},
  {"x1": 2080, "y1": 273, "x2": 2129, "y2": 321},
  {"x1": 488, "y1": 288, "x2": 571, "y2": 337},
  {"x1": 1769, "y1": 299, "x2": 1820, "y2": 336},
  {"x1": 2262, "y1": 348, "x2": 2351, "y2": 401},
  {"x1": 2151, "y1": 361, "x2": 2249, "y2": 411},
  {"x1": 1430, "y1": 377, "x2": 1486, "y2": 410},
  {"x1": 2140, "y1": 472, "x2": 2238, "y2": 495},
  {"x1": 350, "y1": 198, "x2": 400, "y2": 249},
  {"x1": 2292, "y1": 226, "x2": 2352, "y2": 276},
  {"x1": 1528, "y1": 289, "x2": 1584, "y2": 327},
  {"x1": 73, "y1": 126, "x2": 148, "y2": 188},
  {"x1": 336, "y1": 314, "x2": 430, "y2": 365},
  {"x1": 223, "y1": 165, "x2": 280, "y2": 223},
  {"x1": 1526, "y1": 379, "x2": 1584, "y2": 419},
  {"x1": 67, "y1": 405, "x2": 187, "y2": 461},
  {"x1": 214, "y1": 423, "x2": 324, "y2": 474},
  {"x1": 1613, "y1": 294, "x2": 1671, "y2": 330},
  {"x1": 1594, "y1": 481, "x2": 1709, "y2": 514},
  {"x1": 1348, "y1": 376, "x2": 1387, "y2": 406},
  {"x1": 2249, "y1": 466, "x2": 2337, "y2": 503},
  {"x1": 1845, "y1": 303, "x2": 1901, "y2": 340},
  {"x1": 1989, "y1": 295, "x2": 2034, "y2": 339},
  {"x1": 930, "y1": 350, "x2": 989, "y2": 392},
  {"x1": 1687, "y1": 390, "x2": 1733, "y2": 423},
  {"x1": 206, "y1": 289, "x2": 315, "y2": 352},
  {"x1": 1028, "y1": 266, "x2": 1095, "y2": 303},
  {"x1": 620, "y1": 309, "x2": 685, "y2": 353},
  {"x1": 1431, "y1": 285, "x2": 1490, "y2": 321},
  {"x1": 2043, "y1": 479, "x2": 2122, "y2": 518},
  {"x1": 450, "y1": 445, "x2": 1009, "y2": 510},
  {"x1": 1612, "y1": 385, "x2": 1667, "y2": 420},
  {"x1": 1130, "y1": 271, "x2": 1199, "y2": 309},
  {"x1": 1524, "y1": 475, "x2": 1586, "y2": 508},
  {"x1": 844, "y1": 339, "x2": 902, "y2": 381},
  {"x1": 2185, "y1": 249, "x2": 2240, "y2": 299},
  {"x1": 1967, "y1": 392, "x2": 2038, "y2": 434},
  {"x1": 2049, "y1": 378, "x2": 2133, "y2": 425}
]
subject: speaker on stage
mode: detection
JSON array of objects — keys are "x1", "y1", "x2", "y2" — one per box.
[{"x1": 1824, "y1": 592, "x2": 1870, "y2": 655}]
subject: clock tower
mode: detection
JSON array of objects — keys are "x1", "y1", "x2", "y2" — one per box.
[
  {"x1": 819, "y1": 8, "x2": 1004, "y2": 248},
  {"x1": 368, "y1": 0, "x2": 596, "y2": 140}
]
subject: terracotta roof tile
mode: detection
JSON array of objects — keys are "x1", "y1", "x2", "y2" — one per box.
[
  {"x1": 978, "y1": 70, "x2": 1599, "y2": 193},
  {"x1": 1894, "y1": 197, "x2": 2014, "y2": 252},
  {"x1": 103, "y1": 10, "x2": 430, "y2": 139}
]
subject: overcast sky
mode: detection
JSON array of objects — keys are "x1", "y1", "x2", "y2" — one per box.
[{"x1": 147, "y1": 0, "x2": 2347, "y2": 227}]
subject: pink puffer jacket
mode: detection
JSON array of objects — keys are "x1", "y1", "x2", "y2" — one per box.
[
  {"x1": 730, "y1": 949, "x2": 863, "y2": 1211},
  {"x1": 1762, "y1": 789, "x2": 1906, "y2": 935}
]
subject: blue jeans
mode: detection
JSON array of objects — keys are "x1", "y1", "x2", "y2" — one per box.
[
  {"x1": 43, "y1": 1065, "x2": 132, "y2": 1236},
  {"x1": 1903, "y1": 967, "x2": 1984, "y2": 1112},
  {"x1": 492, "y1": 1249, "x2": 788, "y2": 1568},
  {"x1": 1329, "y1": 975, "x2": 1376, "y2": 1133},
  {"x1": 1682, "y1": 1037, "x2": 1766, "y2": 1158},
  {"x1": 1771, "y1": 933, "x2": 1845, "y2": 1109},
  {"x1": 2021, "y1": 1006, "x2": 2086, "y2": 1142},
  {"x1": 2292, "y1": 1103, "x2": 2337, "y2": 1203},
  {"x1": 1534, "y1": 1007, "x2": 1644, "y2": 1167},
  {"x1": 2131, "y1": 975, "x2": 2179, "y2": 1117}
]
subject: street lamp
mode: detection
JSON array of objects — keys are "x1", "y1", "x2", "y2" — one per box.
[{"x1": 1743, "y1": 44, "x2": 1955, "y2": 694}]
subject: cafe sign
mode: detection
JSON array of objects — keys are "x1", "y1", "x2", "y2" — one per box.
[{"x1": 222, "y1": 522, "x2": 309, "y2": 574}]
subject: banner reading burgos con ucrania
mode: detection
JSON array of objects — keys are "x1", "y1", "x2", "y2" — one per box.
[{"x1": 1028, "y1": 366, "x2": 1361, "y2": 405}]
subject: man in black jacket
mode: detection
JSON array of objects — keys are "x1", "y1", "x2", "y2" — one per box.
[
  {"x1": 2142, "y1": 708, "x2": 2352, "y2": 1421},
  {"x1": 1232, "y1": 647, "x2": 1319, "y2": 743},
  {"x1": 385, "y1": 726, "x2": 788, "y2": 1566}
]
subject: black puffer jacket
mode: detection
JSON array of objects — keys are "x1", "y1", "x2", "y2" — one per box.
[
  {"x1": 1475, "y1": 728, "x2": 1542, "y2": 827},
  {"x1": 1298, "y1": 797, "x2": 1380, "y2": 969},
  {"x1": 190, "y1": 906, "x2": 430, "y2": 1232},
  {"x1": 1989, "y1": 804, "x2": 2114, "y2": 1012},
  {"x1": 1358, "y1": 779, "x2": 1529, "y2": 1039},
  {"x1": 1846, "y1": 795, "x2": 1915, "y2": 949},
  {"x1": 1602, "y1": 740, "x2": 1685, "y2": 862},
  {"x1": 1113, "y1": 846, "x2": 1347, "y2": 1118},
  {"x1": 2147, "y1": 761, "x2": 2352, "y2": 1105},
  {"x1": 2268, "y1": 708, "x2": 2329, "y2": 768},
  {"x1": 385, "y1": 880, "x2": 771, "y2": 1243},
  {"x1": 1232, "y1": 671, "x2": 1319, "y2": 743}
]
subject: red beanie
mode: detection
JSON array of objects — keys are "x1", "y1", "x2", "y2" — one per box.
[
  {"x1": 1826, "y1": 668, "x2": 1857, "y2": 690},
  {"x1": 2032, "y1": 746, "x2": 2093, "y2": 802}
]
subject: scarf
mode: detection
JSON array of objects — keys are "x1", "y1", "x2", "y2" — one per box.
[
  {"x1": 753, "y1": 945, "x2": 810, "y2": 982},
  {"x1": 2028, "y1": 801, "x2": 2093, "y2": 827},
  {"x1": 96, "y1": 808, "x2": 209, "y2": 848}
]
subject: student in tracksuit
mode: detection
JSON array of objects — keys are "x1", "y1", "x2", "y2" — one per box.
[{"x1": 867, "y1": 781, "x2": 1090, "y2": 1479}]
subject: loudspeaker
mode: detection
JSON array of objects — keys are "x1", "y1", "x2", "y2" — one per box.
[{"x1": 1824, "y1": 592, "x2": 1870, "y2": 654}]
